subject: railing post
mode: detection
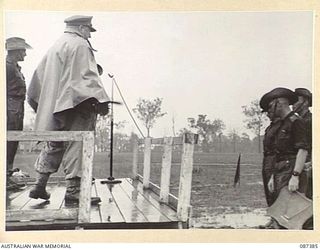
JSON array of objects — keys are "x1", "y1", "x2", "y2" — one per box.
[
  {"x1": 160, "y1": 137, "x2": 173, "y2": 203},
  {"x1": 143, "y1": 137, "x2": 152, "y2": 189},
  {"x1": 78, "y1": 131, "x2": 94, "y2": 223},
  {"x1": 132, "y1": 134, "x2": 139, "y2": 180},
  {"x1": 177, "y1": 133, "x2": 198, "y2": 222}
]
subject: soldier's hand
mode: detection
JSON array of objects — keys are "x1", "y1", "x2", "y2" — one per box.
[
  {"x1": 288, "y1": 176, "x2": 299, "y2": 192},
  {"x1": 268, "y1": 175, "x2": 274, "y2": 193}
]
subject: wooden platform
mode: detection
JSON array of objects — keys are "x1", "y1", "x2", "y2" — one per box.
[{"x1": 6, "y1": 178, "x2": 182, "y2": 231}]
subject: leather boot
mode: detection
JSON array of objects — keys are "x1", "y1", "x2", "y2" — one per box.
[
  {"x1": 29, "y1": 173, "x2": 51, "y2": 200},
  {"x1": 7, "y1": 176, "x2": 26, "y2": 191},
  {"x1": 64, "y1": 177, "x2": 101, "y2": 206}
]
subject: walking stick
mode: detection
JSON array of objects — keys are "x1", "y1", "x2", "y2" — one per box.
[{"x1": 101, "y1": 74, "x2": 122, "y2": 185}]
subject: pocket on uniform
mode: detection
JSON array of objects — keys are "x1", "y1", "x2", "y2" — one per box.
[
  {"x1": 7, "y1": 98, "x2": 22, "y2": 113},
  {"x1": 277, "y1": 129, "x2": 291, "y2": 150},
  {"x1": 7, "y1": 111, "x2": 19, "y2": 129}
]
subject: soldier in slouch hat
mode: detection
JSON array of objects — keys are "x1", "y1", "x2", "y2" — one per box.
[
  {"x1": 6, "y1": 37, "x2": 32, "y2": 191},
  {"x1": 260, "y1": 87, "x2": 309, "y2": 229}
]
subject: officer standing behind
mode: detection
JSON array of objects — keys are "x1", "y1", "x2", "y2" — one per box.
[
  {"x1": 27, "y1": 15, "x2": 110, "y2": 205},
  {"x1": 261, "y1": 88, "x2": 308, "y2": 200},
  {"x1": 293, "y1": 88, "x2": 313, "y2": 229},
  {"x1": 6, "y1": 37, "x2": 32, "y2": 191},
  {"x1": 293, "y1": 88, "x2": 312, "y2": 195}
]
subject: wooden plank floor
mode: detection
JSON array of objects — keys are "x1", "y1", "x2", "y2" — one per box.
[{"x1": 6, "y1": 178, "x2": 180, "y2": 230}]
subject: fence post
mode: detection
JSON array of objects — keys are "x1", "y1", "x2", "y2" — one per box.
[
  {"x1": 160, "y1": 137, "x2": 173, "y2": 203},
  {"x1": 132, "y1": 134, "x2": 139, "y2": 180},
  {"x1": 177, "y1": 133, "x2": 197, "y2": 222},
  {"x1": 143, "y1": 137, "x2": 152, "y2": 189},
  {"x1": 78, "y1": 131, "x2": 94, "y2": 224}
]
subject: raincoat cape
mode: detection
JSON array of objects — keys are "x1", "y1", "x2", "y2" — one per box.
[{"x1": 28, "y1": 31, "x2": 110, "y2": 131}]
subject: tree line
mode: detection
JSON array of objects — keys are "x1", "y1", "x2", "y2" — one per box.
[{"x1": 94, "y1": 97, "x2": 268, "y2": 154}]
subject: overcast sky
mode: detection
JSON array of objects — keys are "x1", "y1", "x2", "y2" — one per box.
[{"x1": 5, "y1": 11, "x2": 314, "y2": 138}]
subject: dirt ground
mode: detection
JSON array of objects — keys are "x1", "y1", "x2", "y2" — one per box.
[{"x1": 12, "y1": 151, "x2": 269, "y2": 229}]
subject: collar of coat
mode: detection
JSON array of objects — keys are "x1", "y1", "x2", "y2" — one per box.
[{"x1": 64, "y1": 26, "x2": 97, "y2": 52}]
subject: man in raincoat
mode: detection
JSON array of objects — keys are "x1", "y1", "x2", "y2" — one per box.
[{"x1": 27, "y1": 15, "x2": 110, "y2": 205}]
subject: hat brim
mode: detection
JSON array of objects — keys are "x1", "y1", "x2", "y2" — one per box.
[
  {"x1": 6, "y1": 42, "x2": 33, "y2": 51},
  {"x1": 260, "y1": 88, "x2": 297, "y2": 111},
  {"x1": 24, "y1": 42, "x2": 33, "y2": 49}
]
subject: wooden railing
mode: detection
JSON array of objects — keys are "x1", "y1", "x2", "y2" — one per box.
[
  {"x1": 132, "y1": 133, "x2": 198, "y2": 224},
  {"x1": 7, "y1": 131, "x2": 198, "y2": 227},
  {"x1": 7, "y1": 131, "x2": 94, "y2": 224}
]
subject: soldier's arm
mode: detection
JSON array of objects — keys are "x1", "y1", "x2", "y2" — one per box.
[
  {"x1": 288, "y1": 118, "x2": 308, "y2": 191},
  {"x1": 294, "y1": 149, "x2": 308, "y2": 173}
]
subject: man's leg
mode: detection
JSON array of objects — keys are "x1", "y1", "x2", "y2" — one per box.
[
  {"x1": 265, "y1": 159, "x2": 297, "y2": 229},
  {"x1": 262, "y1": 156, "x2": 277, "y2": 206},
  {"x1": 61, "y1": 101, "x2": 100, "y2": 205},
  {"x1": 7, "y1": 141, "x2": 19, "y2": 172},
  {"x1": 29, "y1": 141, "x2": 65, "y2": 200},
  {"x1": 7, "y1": 109, "x2": 25, "y2": 190},
  {"x1": 29, "y1": 111, "x2": 67, "y2": 200}
]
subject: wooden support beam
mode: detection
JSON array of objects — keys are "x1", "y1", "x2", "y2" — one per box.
[
  {"x1": 143, "y1": 137, "x2": 152, "y2": 189},
  {"x1": 7, "y1": 131, "x2": 84, "y2": 141},
  {"x1": 138, "y1": 137, "x2": 183, "y2": 145},
  {"x1": 160, "y1": 137, "x2": 173, "y2": 204},
  {"x1": 132, "y1": 134, "x2": 139, "y2": 180},
  {"x1": 6, "y1": 209, "x2": 78, "y2": 222},
  {"x1": 78, "y1": 131, "x2": 94, "y2": 224},
  {"x1": 177, "y1": 133, "x2": 198, "y2": 222}
]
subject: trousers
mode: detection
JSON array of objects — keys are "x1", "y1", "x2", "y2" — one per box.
[
  {"x1": 7, "y1": 97, "x2": 24, "y2": 171},
  {"x1": 34, "y1": 101, "x2": 97, "y2": 179},
  {"x1": 262, "y1": 155, "x2": 277, "y2": 206}
]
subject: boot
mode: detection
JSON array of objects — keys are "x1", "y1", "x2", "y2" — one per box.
[
  {"x1": 7, "y1": 176, "x2": 26, "y2": 191},
  {"x1": 29, "y1": 173, "x2": 51, "y2": 200},
  {"x1": 64, "y1": 177, "x2": 101, "y2": 206},
  {"x1": 7, "y1": 167, "x2": 26, "y2": 191}
]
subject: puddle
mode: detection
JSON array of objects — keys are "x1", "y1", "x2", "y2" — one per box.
[{"x1": 192, "y1": 207, "x2": 270, "y2": 229}]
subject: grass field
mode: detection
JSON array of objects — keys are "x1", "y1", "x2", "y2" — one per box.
[{"x1": 12, "y1": 150, "x2": 268, "y2": 229}]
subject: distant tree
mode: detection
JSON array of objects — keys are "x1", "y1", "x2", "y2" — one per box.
[
  {"x1": 133, "y1": 97, "x2": 167, "y2": 137},
  {"x1": 241, "y1": 132, "x2": 250, "y2": 141},
  {"x1": 218, "y1": 132, "x2": 223, "y2": 153},
  {"x1": 114, "y1": 133, "x2": 131, "y2": 152},
  {"x1": 178, "y1": 127, "x2": 192, "y2": 136},
  {"x1": 95, "y1": 115, "x2": 127, "y2": 152},
  {"x1": 228, "y1": 129, "x2": 240, "y2": 153},
  {"x1": 242, "y1": 99, "x2": 268, "y2": 153},
  {"x1": 187, "y1": 114, "x2": 225, "y2": 152},
  {"x1": 172, "y1": 115, "x2": 176, "y2": 137}
]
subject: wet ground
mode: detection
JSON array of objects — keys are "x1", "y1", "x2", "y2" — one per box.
[
  {"x1": 14, "y1": 152, "x2": 269, "y2": 229},
  {"x1": 192, "y1": 207, "x2": 269, "y2": 229}
]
